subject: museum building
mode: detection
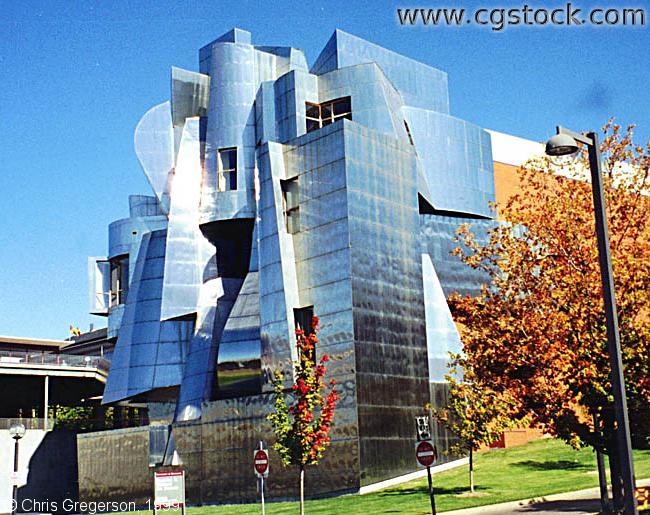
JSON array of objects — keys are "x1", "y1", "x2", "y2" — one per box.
[{"x1": 80, "y1": 27, "x2": 508, "y2": 504}]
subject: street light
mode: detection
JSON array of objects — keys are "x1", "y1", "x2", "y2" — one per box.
[
  {"x1": 9, "y1": 422, "x2": 26, "y2": 515},
  {"x1": 545, "y1": 126, "x2": 637, "y2": 515}
]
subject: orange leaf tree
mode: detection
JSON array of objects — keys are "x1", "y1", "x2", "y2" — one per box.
[
  {"x1": 268, "y1": 316, "x2": 339, "y2": 515},
  {"x1": 449, "y1": 121, "x2": 649, "y2": 472}
]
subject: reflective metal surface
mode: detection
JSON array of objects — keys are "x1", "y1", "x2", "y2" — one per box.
[
  {"x1": 102, "y1": 230, "x2": 194, "y2": 403},
  {"x1": 89, "y1": 26, "x2": 500, "y2": 501},
  {"x1": 160, "y1": 117, "x2": 215, "y2": 321}
]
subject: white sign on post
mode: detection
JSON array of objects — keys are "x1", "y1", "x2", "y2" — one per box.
[{"x1": 154, "y1": 470, "x2": 185, "y2": 513}]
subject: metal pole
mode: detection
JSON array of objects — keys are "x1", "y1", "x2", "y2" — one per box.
[
  {"x1": 586, "y1": 132, "x2": 637, "y2": 515},
  {"x1": 43, "y1": 375, "x2": 49, "y2": 430},
  {"x1": 426, "y1": 466, "x2": 436, "y2": 515},
  {"x1": 594, "y1": 412, "x2": 610, "y2": 513},
  {"x1": 258, "y1": 440, "x2": 266, "y2": 515},
  {"x1": 12, "y1": 439, "x2": 19, "y2": 515}
]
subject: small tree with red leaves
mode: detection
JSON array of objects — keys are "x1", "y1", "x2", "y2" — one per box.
[{"x1": 268, "y1": 316, "x2": 339, "y2": 515}]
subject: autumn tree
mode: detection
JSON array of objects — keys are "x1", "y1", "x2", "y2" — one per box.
[
  {"x1": 268, "y1": 317, "x2": 339, "y2": 515},
  {"x1": 449, "y1": 122, "x2": 649, "y2": 503},
  {"x1": 432, "y1": 353, "x2": 515, "y2": 494}
]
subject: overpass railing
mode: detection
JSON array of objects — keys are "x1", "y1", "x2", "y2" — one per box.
[{"x1": 0, "y1": 351, "x2": 110, "y2": 373}]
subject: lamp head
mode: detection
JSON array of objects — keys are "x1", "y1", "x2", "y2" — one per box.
[
  {"x1": 9, "y1": 422, "x2": 26, "y2": 440},
  {"x1": 545, "y1": 133, "x2": 580, "y2": 157}
]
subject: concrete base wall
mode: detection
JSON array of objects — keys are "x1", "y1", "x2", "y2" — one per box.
[
  {"x1": 78, "y1": 393, "x2": 360, "y2": 506},
  {"x1": 1, "y1": 430, "x2": 78, "y2": 514},
  {"x1": 77, "y1": 427, "x2": 151, "y2": 505}
]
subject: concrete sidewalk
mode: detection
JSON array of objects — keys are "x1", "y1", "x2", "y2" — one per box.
[{"x1": 443, "y1": 478, "x2": 650, "y2": 514}]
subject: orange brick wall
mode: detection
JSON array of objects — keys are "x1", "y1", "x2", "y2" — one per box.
[{"x1": 493, "y1": 161, "x2": 523, "y2": 219}]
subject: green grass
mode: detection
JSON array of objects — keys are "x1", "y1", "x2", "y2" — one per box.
[{"x1": 154, "y1": 439, "x2": 650, "y2": 514}]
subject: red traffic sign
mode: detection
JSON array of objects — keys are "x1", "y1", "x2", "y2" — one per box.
[
  {"x1": 415, "y1": 440, "x2": 437, "y2": 468},
  {"x1": 254, "y1": 449, "x2": 269, "y2": 477}
]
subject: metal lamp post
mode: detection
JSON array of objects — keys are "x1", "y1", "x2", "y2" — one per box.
[
  {"x1": 545, "y1": 126, "x2": 637, "y2": 515},
  {"x1": 9, "y1": 422, "x2": 26, "y2": 515}
]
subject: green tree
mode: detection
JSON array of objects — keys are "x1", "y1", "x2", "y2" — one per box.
[
  {"x1": 268, "y1": 317, "x2": 339, "y2": 515},
  {"x1": 432, "y1": 353, "x2": 515, "y2": 493}
]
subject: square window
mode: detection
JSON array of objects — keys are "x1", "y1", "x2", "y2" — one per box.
[
  {"x1": 332, "y1": 98, "x2": 351, "y2": 117},
  {"x1": 306, "y1": 103, "x2": 320, "y2": 120}
]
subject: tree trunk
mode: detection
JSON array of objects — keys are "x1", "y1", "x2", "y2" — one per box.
[
  {"x1": 300, "y1": 465, "x2": 305, "y2": 515},
  {"x1": 469, "y1": 448, "x2": 474, "y2": 494}
]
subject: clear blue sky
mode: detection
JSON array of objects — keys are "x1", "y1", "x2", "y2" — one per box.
[{"x1": 1, "y1": 0, "x2": 648, "y2": 339}]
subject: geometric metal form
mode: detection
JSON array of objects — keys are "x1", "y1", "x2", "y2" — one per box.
[{"x1": 88, "y1": 27, "x2": 500, "y2": 501}]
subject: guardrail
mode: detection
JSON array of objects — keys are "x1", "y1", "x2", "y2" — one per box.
[
  {"x1": 0, "y1": 416, "x2": 148, "y2": 432},
  {"x1": 0, "y1": 417, "x2": 50, "y2": 430},
  {"x1": 0, "y1": 351, "x2": 110, "y2": 373}
]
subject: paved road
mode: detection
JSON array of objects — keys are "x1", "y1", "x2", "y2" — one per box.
[{"x1": 444, "y1": 478, "x2": 650, "y2": 515}]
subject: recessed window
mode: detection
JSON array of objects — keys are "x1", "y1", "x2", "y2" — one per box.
[
  {"x1": 109, "y1": 255, "x2": 129, "y2": 307},
  {"x1": 294, "y1": 306, "x2": 315, "y2": 363},
  {"x1": 281, "y1": 177, "x2": 300, "y2": 234},
  {"x1": 305, "y1": 97, "x2": 352, "y2": 133},
  {"x1": 294, "y1": 306, "x2": 314, "y2": 335},
  {"x1": 217, "y1": 147, "x2": 237, "y2": 191}
]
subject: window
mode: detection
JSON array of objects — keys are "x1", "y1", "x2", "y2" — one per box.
[
  {"x1": 109, "y1": 255, "x2": 129, "y2": 307},
  {"x1": 306, "y1": 103, "x2": 321, "y2": 133},
  {"x1": 305, "y1": 96, "x2": 352, "y2": 133},
  {"x1": 217, "y1": 147, "x2": 237, "y2": 191},
  {"x1": 281, "y1": 177, "x2": 300, "y2": 234},
  {"x1": 294, "y1": 306, "x2": 315, "y2": 363}
]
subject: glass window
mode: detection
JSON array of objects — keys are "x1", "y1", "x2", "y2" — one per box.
[
  {"x1": 281, "y1": 178, "x2": 300, "y2": 234},
  {"x1": 305, "y1": 97, "x2": 351, "y2": 133},
  {"x1": 332, "y1": 97, "x2": 351, "y2": 117},
  {"x1": 320, "y1": 103, "x2": 333, "y2": 122},
  {"x1": 305, "y1": 103, "x2": 320, "y2": 120},
  {"x1": 217, "y1": 147, "x2": 237, "y2": 191},
  {"x1": 306, "y1": 119, "x2": 320, "y2": 133},
  {"x1": 109, "y1": 255, "x2": 129, "y2": 307}
]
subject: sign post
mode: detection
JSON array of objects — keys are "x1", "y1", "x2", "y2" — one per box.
[
  {"x1": 254, "y1": 441, "x2": 269, "y2": 515},
  {"x1": 154, "y1": 470, "x2": 185, "y2": 515},
  {"x1": 415, "y1": 440, "x2": 437, "y2": 515}
]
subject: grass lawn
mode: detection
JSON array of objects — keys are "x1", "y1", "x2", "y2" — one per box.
[{"x1": 152, "y1": 439, "x2": 650, "y2": 514}]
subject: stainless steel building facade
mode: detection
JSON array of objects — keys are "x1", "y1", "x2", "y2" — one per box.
[{"x1": 85, "y1": 28, "x2": 496, "y2": 501}]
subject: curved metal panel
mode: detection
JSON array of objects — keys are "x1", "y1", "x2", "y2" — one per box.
[
  {"x1": 134, "y1": 102, "x2": 174, "y2": 215},
  {"x1": 102, "y1": 230, "x2": 193, "y2": 404},
  {"x1": 200, "y1": 43, "x2": 257, "y2": 222}
]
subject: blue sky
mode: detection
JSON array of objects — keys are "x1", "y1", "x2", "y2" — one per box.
[{"x1": 1, "y1": 0, "x2": 648, "y2": 339}]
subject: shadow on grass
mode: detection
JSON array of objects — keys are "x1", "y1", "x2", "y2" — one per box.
[
  {"x1": 513, "y1": 459, "x2": 590, "y2": 471},
  {"x1": 377, "y1": 485, "x2": 490, "y2": 497}
]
